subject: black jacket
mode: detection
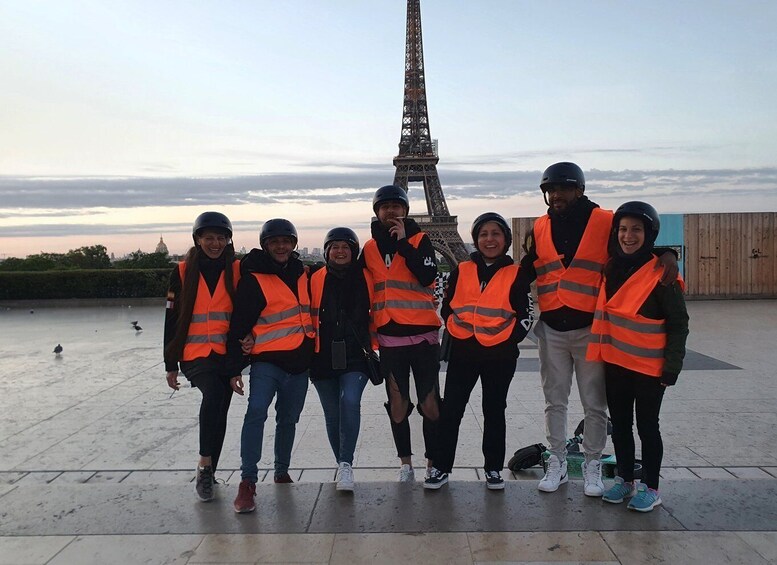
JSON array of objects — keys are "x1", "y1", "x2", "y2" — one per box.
[
  {"x1": 309, "y1": 263, "x2": 371, "y2": 381},
  {"x1": 225, "y1": 249, "x2": 314, "y2": 377},
  {"x1": 441, "y1": 252, "x2": 534, "y2": 360},
  {"x1": 358, "y1": 217, "x2": 439, "y2": 336}
]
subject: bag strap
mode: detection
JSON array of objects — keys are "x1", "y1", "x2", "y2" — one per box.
[{"x1": 344, "y1": 317, "x2": 371, "y2": 355}]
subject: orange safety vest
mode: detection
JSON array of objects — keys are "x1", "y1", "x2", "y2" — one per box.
[
  {"x1": 586, "y1": 258, "x2": 685, "y2": 377},
  {"x1": 362, "y1": 232, "x2": 441, "y2": 329},
  {"x1": 309, "y1": 267, "x2": 378, "y2": 353},
  {"x1": 446, "y1": 261, "x2": 520, "y2": 347},
  {"x1": 179, "y1": 261, "x2": 241, "y2": 361},
  {"x1": 533, "y1": 207, "x2": 612, "y2": 314},
  {"x1": 250, "y1": 272, "x2": 315, "y2": 355}
]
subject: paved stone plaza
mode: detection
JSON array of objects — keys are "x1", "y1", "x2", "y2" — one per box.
[{"x1": 1, "y1": 299, "x2": 776, "y2": 564}]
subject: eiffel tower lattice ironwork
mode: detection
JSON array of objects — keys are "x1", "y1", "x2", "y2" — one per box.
[{"x1": 392, "y1": 0, "x2": 469, "y2": 267}]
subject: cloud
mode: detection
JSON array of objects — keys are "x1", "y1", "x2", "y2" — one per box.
[{"x1": 0, "y1": 167, "x2": 775, "y2": 234}]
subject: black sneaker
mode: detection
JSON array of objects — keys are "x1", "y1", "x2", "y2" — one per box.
[
  {"x1": 423, "y1": 467, "x2": 449, "y2": 490},
  {"x1": 485, "y1": 470, "x2": 505, "y2": 490},
  {"x1": 195, "y1": 465, "x2": 215, "y2": 501}
]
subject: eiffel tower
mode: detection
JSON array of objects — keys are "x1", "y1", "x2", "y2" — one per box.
[{"x1": 392, "y1": 0, "x2": 469, "y2": 267}]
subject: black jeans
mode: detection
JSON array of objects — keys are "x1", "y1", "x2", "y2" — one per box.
[
  {"x1": 380, "y1": 341, "x2": 441, "y2": 459},
  {"x1": 435, "y1": 353, "x2": 516, "y2": 473},
  {"x1": 180, "y1": 356, "x2": 233, "y2": 473},
  {"x1": 605, "y1": 364, "x2": 666, "y2": 490}
]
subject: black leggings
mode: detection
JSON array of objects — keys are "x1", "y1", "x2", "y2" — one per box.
[
  {"x1": 435, "y1": 353, "x2": 516, "y2": 473},
  {"x1": 180, "y1": 357, "x2": 233, "y2": 473},
  {"x1": 605, "y1": 365, "x2": 665, "y2": 490}
]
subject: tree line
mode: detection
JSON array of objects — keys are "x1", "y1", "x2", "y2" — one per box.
[{"x1": 0, "y1": 245, "x2": 174, "y2": 271}]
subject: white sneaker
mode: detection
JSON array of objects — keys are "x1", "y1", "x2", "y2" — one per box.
[
  {"x1": 538, "y1": 454, "x2": 568, "y2": 492},
  {"x1": 398, "y1": 464, "x2": 415, "y2": 482},
  {"x1": 336, "y1": 462, "x2": 354, "y2": 492},
  {"x1": 582, "y1": 459, "x2": 604, "y2": 497}
]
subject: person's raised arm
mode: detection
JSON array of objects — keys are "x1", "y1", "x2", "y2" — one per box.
[{"x1": 397, "y1": 233, "x2": 438, "y2": 287}]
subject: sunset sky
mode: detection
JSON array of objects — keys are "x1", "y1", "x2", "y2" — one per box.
[{"x1": 2, "y1": 0, "x2": 776, "y2": 258}]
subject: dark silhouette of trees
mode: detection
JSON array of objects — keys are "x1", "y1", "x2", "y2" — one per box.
[{"x1": 0, "y1": 245, "x2": 170, "y2": 271}]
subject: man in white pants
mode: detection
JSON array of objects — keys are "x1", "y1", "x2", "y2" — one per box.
[{"x1": 520, "y1": 162, "x2": 677, "y2": 496}]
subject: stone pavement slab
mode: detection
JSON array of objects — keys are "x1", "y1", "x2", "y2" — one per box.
[
  {"x1": 658, "y1": 479, "x2": 777, "y2": 531},
  {"x1": 601, "y1": 531, "x2": 770, "y2": 564},
  {"x1": 0, "y1": 536, "x2": 75, "y2": 565},
  {"x1": 0, "y1": 483, "x2": 322, "y2": 536},
  {"x1": 307, "y1": 480, "x2": 683, "y2": 534},
  {"x1": 3, "y1": 478, "x2": 776, "y2": 537},
  {"x1": 466, "y1": 531, "x2": 617, "y2": 563},
  {"x1": 47, "y1": 534, "x2": 204, "y2": 565},
  {"x1": 189, "y1": 533, "x2": 334, "y2": 564}
]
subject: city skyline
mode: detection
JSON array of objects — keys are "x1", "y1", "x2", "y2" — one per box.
[{"x1": 2, "y1": 1, "x2": 776, "y2": 257}]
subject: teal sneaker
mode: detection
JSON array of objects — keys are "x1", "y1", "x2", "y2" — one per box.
[
  {"x1": 602, "y1": 476, "x2": 637, "y2": 504},
  {"x1": 627, "y1": 483, "x2": 662, "y2": 512}
]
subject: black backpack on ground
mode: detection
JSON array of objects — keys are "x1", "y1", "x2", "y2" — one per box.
[{"x1": 507, "y1": 443, "x2": 547, "y2": 472}]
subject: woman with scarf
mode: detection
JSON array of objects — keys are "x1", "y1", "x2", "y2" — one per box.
[{"x1": 309, "y1": 227, "x2": 374, "y2": 491}]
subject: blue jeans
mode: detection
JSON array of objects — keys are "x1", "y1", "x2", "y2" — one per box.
[
  {"x1": 239, "y1": 362, "x2": 309, "y2": 482},
  {"x1": 313, "y1": 372, "x2": 368, "y2": 465}
]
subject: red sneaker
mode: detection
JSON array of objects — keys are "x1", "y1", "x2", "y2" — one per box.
[
  {"x1": 233, "y1": 480, "x2": 256, "y2": 513},
  {"x1": 273, "y1": 472, "x2": 294, "y2": 484}
]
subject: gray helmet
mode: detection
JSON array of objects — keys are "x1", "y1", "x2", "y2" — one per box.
[
  {"x1": 540, "y1": 162, "x2": 585, "y2": 192},
  {"x1": 372, "y1": 184, "x2": 410, "y2": 215},
  {"x1": 614, "y1": 201, "x2": 660, "y2": 243},
  {"x1": 471, "y1": 212, "x2": 512, "y2": 250},
  {"x1": 260, "y1": 218, "x2": 298, "y2": 249},
  {"x1": 323, "y1": 227, "x2": 360, "y2": 261},
  {"x1": 192, "y1": 211, "x2": 232, "y2": 243}
]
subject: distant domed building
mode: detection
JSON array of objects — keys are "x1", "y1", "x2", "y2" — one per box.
[{"x1": 155, "y1": 236, "x2": 169, "y2": 256}]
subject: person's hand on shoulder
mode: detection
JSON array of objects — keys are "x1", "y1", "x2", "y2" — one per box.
[{"x1": 656, "y1": 252, "x2": 679, "y2": 286}]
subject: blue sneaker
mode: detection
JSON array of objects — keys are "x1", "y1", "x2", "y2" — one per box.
[
  {"x1": 627, "y1": 483, "x2": 662, "y2": 512},
  {"x1": 602, "y1": 476, "x2": 637, "y2": 504}
]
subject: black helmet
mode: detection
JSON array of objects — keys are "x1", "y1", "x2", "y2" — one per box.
[
  {"x1": 471, "y1": 212, "x2": 512, "y2": 250},
  {"x1": 613, "y1": 201, "x2": 660, "y2": 243},
  {"x1": 260, "y1": 218, "x2": 298, "y2": 249},
  {"x1": 192, "y1": 211, "x2": 232, "y2": 243},
  {"x1": 323, "y1": 227, "x2": 360, "y2": 261},
  {"x1": 540, "y1": 162, "x2": 585, "y2": 193},
  {"x1": 372, "y1": 184, "x2": 410, "y2": 215}
]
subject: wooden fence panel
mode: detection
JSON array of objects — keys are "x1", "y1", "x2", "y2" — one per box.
[{"x1": 684, "y1": 212, "x2": 776, "y2": 298}]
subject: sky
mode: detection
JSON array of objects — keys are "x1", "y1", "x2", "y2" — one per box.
[{"x1": 1, "y1": 0, "x2": 776, "y2": 258}]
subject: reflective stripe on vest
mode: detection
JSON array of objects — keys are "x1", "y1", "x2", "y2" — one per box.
[
  {"x1": 586, "y1": 258, "x2": 684, "y2": 377},
  {"x1": 533, "y1": 207, "x2": 612, "y2": 314},
  {"x1": 362, "y1": 232, "x2": 441, "y2": 329},
  {"x1": 180, "y1": 261, "x2": 240, "y2": 361},
  {"x1": 250, "y1": 271, "x2": 315, "y2": 355},
  {"x1": 446, "y1": 261, "x2": 519, "y2": 347}
]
